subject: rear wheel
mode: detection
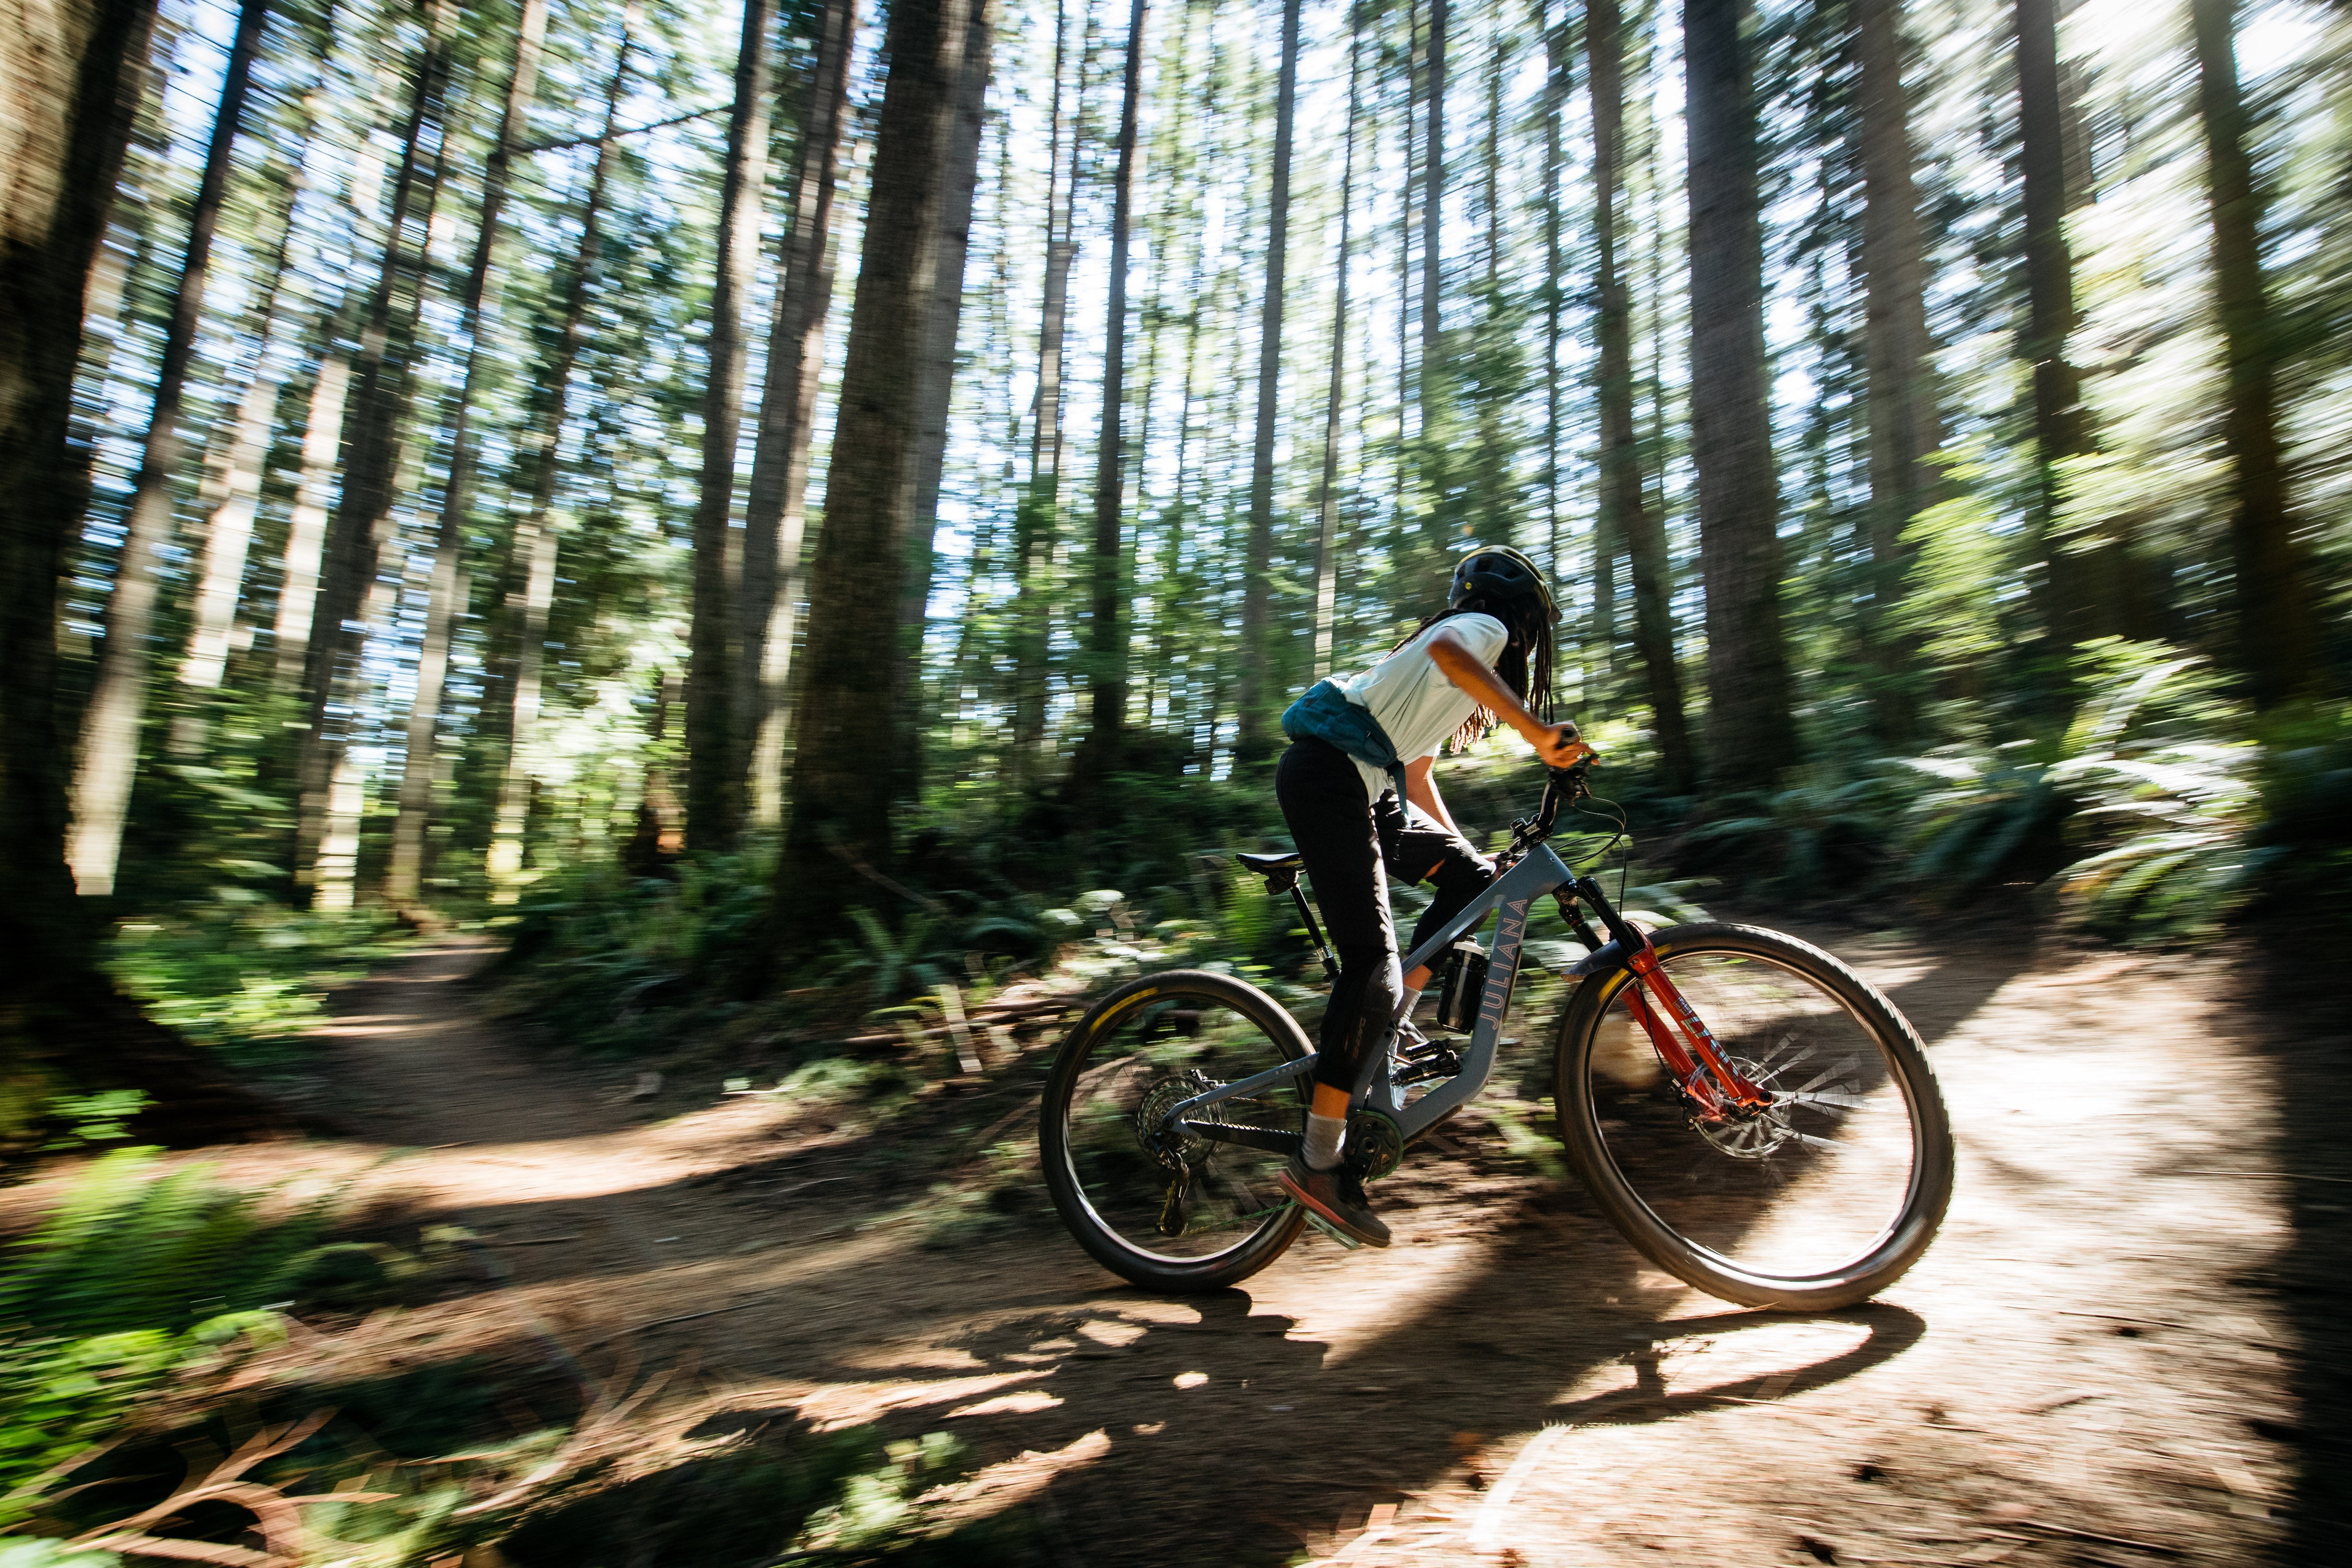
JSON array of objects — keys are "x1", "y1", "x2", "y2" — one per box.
[
  {"x1": 1041, "y1": 970, "x2": 1311, "y2": 1293},
  {"x1": 1554, "y1": 924, "x2": 1952, "y2": 1310}
]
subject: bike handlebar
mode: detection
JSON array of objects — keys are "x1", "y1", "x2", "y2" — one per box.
[{"x1": 1511, "y1": 755, "x2": 1600, "y2": 852}]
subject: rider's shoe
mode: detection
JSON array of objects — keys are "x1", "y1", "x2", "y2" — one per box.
[{"x1": 1278, "y1": 1156, "x2": 1392, "y2": 1248}]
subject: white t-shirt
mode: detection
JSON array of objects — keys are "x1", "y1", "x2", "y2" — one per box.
[{"x1": 1333, "y1": 612, "x2": 1511, "y2": 802}]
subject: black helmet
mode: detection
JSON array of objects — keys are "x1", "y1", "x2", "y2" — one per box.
[{"x1": 1449, "y1": 544, "x2": 1558, "y2": 622}]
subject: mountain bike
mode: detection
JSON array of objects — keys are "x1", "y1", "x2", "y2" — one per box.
[{"x1": 1039, "y1": 762, "x2": 1953, "y2": 1310}]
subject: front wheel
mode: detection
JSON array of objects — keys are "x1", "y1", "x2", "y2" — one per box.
[
  {"x1": 1041, "y1": 970, "x2": 1311, "y2": 1293},
  {"x1": 1554, "y1": 924, "x2": 1953, "y2": 1310}
]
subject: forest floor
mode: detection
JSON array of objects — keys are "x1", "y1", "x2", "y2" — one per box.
[{"x1": 25, "y1": 918, "x2": 2350, "y2": 1567}]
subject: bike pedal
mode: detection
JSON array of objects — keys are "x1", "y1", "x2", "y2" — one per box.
[{"x1": 1299, "y1": 1208, "x2": 1364, "y2": 1250}]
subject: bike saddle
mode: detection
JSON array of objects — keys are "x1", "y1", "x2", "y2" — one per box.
[{"x1": 1236, "y1": 850, "x2": 1302, "y2": 875}]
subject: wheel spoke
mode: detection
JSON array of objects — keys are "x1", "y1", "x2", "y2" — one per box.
[
  {"x1": 1571, "y1": 935, "x2": 1942, "y2": 1295},
  {"x1": 1047, "y1": 982, "x2": 1306, "y2": 1270}
]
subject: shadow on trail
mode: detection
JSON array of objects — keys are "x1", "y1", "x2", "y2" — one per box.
[
  {"x1": 2250, "y1": 951, "x2": 2352, "y2": 1564},
  {"x1": 559, "y1": 1188, "x2": 1932, "y2": 1567},
  {"x1": 953, "y1": 1203, "x2": 1923, "y2": 1565}
]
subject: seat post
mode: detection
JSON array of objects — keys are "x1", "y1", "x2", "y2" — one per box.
[{"x1": 1289, "y1": 885, "x2": 1341, "y2": 982}]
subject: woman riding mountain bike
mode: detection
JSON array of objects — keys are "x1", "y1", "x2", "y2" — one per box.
[{"x1": 1272, "y1": 544, "x2": 1590, "y2": 1247}]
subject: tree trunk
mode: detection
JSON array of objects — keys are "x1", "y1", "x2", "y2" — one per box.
[
  {"x1": 1079, "y1": 0, "x2": 1148, "y2": 777},
  {"x1": 1, "y1": 0, "x2": 286, "y2": 1142},
  {"x1": 181, "y1": 105, "x2": 314, "y2": 697},
  {"x1": 1541, "y1": 0, "x2": 1566, "y2": 590},
  {"x1": 387, "y1": 0, "x2": 548, "y2": 914},
  {"x1": 3, "y1": 0, "x2": 157, "y2": 972},
  {"x1": 742, "y1": 0, "x2": 857, "y2": 829},
  {"x1": 294, "y1": 1, "x2": 455, "y2": 898},
  {"x1": 2188, "y1": 0, "x2": 2318, "y2": 705},
  {"x1": 272, "y1": 349, "x2": 351, "y2": 690},
  {"x1": 2014, "y1": 0, "x2": 2101, "y2": 647},
  {"x1": 1010, "y1": 0, "x2": 1076, "y2": 786},
  {"x1": 1857, "y1": 0, "x2": 1939, "y2": 740},
  {"x1": 1394, "y1": 0, "x2": 1419, "y2": 610},
  {"x1": 898, "y1": 0, "x2": 996, "y2": 797},
  {"x1": 1234, "y1": 0, "x2": 1301, "y2": 767},
  {"x1": 685, "y1": 0, "x2": 775, "y2": 857},
  {"x1": 1417, "y1": 0, "x2": 1451, "y2": 569},
  {"x1": 777, "y1": 0, "x2": 994, "y2": 944},
  {"x1": 1592, "y1": 0, "x2": 1693, "y2": 787},
  {"x1": 488, "y1": 19, "x2": 636, "y2": 898},
  {"x1": 1312, "y1": 7, "x2": 1364, "y2": 681},
  {"x1": 1473, "y1": 26, "x2": 1507, "y2": 546},
  {"x1": 66, "y1": 0, "x2": 264, "y2": 898},
  {"x1": 1684, "y1": 0, "x2": 1792, "y2": 792}
]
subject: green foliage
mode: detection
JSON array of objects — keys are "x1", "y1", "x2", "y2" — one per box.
[
  {"x1": 1889, "y1": 644, "x2": 2297, "y2": 942},
  {"x1": 0, "y1": 1150, "x2": 335, "y2": 1522},
  {"x1": 1679, "y1": 770, "x2": 1903, "y2": 898},
  {"x1": 0, "y1": 1149, "x2": 332, "y2": 1336},
  {"x1": 37, "y1": 1092, "x2": 149, "y2": 1151},
  {"x1": 486, "y1": 857, "x2": 773, "y2": 1052},
  {"x1": 103, "y1": 901, "x2": 410, "y2": 1074},
  {"x1": 2243, "y1": 710, "x2": 2352, "y2": 930},
  {"x1": 1894, "y1": 487, "x2": 2010, "y2": 680}
]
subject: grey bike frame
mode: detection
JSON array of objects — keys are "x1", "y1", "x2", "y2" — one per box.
[{"x1": 1161, "y1": 839, "x2": 1578, "y2": 1140}]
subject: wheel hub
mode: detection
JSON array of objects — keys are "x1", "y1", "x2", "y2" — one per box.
[
  {"x1": 1134, "y1": 1071, "x2": 1218, "y2": 1171},
  {"x1": 1687, "y1": 1056, "x2": 1799, "y2": 1160}
]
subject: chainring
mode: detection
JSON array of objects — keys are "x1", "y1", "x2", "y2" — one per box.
[{"x1": 1345, "y1": 1109, "x2": 1405, "y2": 1181}]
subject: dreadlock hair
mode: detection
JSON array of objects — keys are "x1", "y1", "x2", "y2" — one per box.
[{"x1": 1390, "y1": 589, "x2": 1558, "y2": 755}]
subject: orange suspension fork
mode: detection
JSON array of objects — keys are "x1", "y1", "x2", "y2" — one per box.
[{"x1": 1618, "y1": 938, "x2": 1772, "y2": 1120}]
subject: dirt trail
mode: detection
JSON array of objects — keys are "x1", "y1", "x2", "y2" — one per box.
[{"x1": 88, "y1": 928, "x2": 2349, "y2": 1566}]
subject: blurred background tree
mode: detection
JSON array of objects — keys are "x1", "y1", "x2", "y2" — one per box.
[{"x1": 1, "y1": 0, "x2": 2343, "y2": 1135}]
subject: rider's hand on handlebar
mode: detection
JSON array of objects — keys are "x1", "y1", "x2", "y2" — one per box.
[{"x1": 1534, "y1": 722, "x2": 1596, "y2": 770}]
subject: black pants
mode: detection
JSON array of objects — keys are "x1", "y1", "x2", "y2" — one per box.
[{"x1": 1274, "y1": 737, "x2": 1496, "y2": 1095}]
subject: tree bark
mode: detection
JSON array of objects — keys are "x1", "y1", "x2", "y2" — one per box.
[
  {"x1": 1592, "y1": 0, "x2": 1693, "y2": 787},
  {"x1": 1233, "y1": 0, "x2": 1302, "y2": 767},
  {"x1": 1, "y1": 0, "x2": 287, "y2": 1142},
  {"x1": 272, "y1": 348, "x2": 351, "y2": 690},
  {"x1": 1312, "y1": 9, "x2": 1364, "y2": 682},
  {"x1": 1079, "y1": 0, "x2": 1148, "y2": 777},
  {"x1": 742, "y1": 0, "x2": 858, "y2": 829},
  {"x1": 1473, "y1": 27, "x2": 1508, "y2": 546},
  {"x1": 182, "y1": 100, "x2": 315, "y2": 697},
  {"x1": 387, "y1": 0, "x2": 548, "y2": 913},
  {"x1": 488, "y1": 18, "x2": 636, "y2": 898},
  {"x1": 2, "y1": 0, "x2": 158, "y2": 974},
  {"x1": 2014, "y1": 0, "x2": 2101, "y2": 647},
  {"x1": 1417, "y1": 0, "x2": 1451, "y2": 568},
  {"x1": 685, "y1": 0, "x2": 776, "y2": 857},
  {"x1": 898, "y1": 0, "x2": 996, "y2": 797},
  {"x1": 777, "y1": 0, "x2": 994, "y2": 944},
  {"x1": 1010, "y1": 0, "x2": 1075, "y2": 786},
  {"x1": 2188, "y1": 0, "x2": 2318, "y2": 705},
  {"x1": 1541, "y1": 0, "x2": 1567, "y2": 593},
  {"x1": 294, "y1": 1, "x2": 455, "y2": 898},
  {"x1": 1857, "y1": 0, "x2": 1939, "y2": 740},
  {"x1": 1684, "y1": 0, "x2": 1792, "y2": 791},
  {"x1": 66, "y1": 0, "x2": 265, "y2": 898}
]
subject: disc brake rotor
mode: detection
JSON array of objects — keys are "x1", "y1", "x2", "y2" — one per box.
[{"x1": 1688, "y1": 1056, "x2": 1800, "y2": 1160}]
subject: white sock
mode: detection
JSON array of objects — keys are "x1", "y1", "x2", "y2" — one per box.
[
  {"x1": 1302, "y1": 1112, "x2": 1347, "y2": 1171},
  {"x1": 1396, "y1": 986, "x2": 1423, "y2": 1020}
]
